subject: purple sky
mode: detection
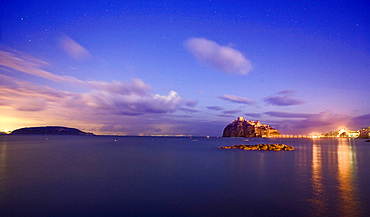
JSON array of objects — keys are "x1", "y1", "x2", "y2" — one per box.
[{"x1": 0, "y1": 0, "x2": 369, "y2": 136}]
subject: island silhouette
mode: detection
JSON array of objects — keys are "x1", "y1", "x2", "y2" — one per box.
[{"x1": 10, "y1": 126, "x2": 94, "y2": 135}]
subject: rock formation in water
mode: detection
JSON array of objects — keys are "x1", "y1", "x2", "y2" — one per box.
[
  {"x1": 219, "y1": 144, "x2": 294, "y2": 151},
  {"x1": 10, "y1": 126, "x2": 94, "y2": 135},
  {"x1": 222, "y1": 117, "x2": 280, "y2": 137}
]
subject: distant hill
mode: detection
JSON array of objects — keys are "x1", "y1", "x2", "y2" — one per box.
[
  {"x1": 223, "y1": 117, "x2": 280, "y2": 137},
  {"x1": 10, "y1": 126, "x2": 94, "y2": 135}
]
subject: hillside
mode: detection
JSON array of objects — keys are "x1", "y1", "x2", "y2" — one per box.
[{"x1": 10, "y1": 126, "x2": 94, "y2": 135}]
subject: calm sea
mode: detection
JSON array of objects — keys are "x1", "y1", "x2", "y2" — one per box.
[{"x1": 0, "y1": 136, "x2": 369, "y2": 217}]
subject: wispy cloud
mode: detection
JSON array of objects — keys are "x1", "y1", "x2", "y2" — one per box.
[
  {"x1": 351, "y1": 113, "x2": 370, "y2": 128},
  {"x1": 207, "y1": 106, "x2": 224, "y2": 111},
  {"x1": 0, "y1": 46, "x2": 183, "y2": 116},
  {"x1": 244, "y1": 113, "x2": 262, "y2": 118},
  {"x1": 264, "y1": 90, "x2": 304, "y2": 106},
  {"x1": 0, "y1": 47, "x2": 184, "y2": 134},
  {"x1": 185, "y1": 100, "x2": 198, "y2": 108},
  {"x1": 276, "y1": 90, "x2": 295, "y2": 95},
  {"x1": 294, "y1": 110, "x2": 349, "y2": 131},
  {"x1": 269, "y1": 110, "x2": 351, "y2": 135},
  {"x1": 185, "y1": 37, "x2": 253, "y2": 75},
  {"x1": 1, "y1": 74, "x2": 182, "y2": 117},
  {"x1": 179, "y1": 107, "x2": 199, "y2": 113},
  {"x1": 217, "y1": 114, "x2": 235, "y2": 118},
  {"x1": 220, "y1": 94, "x2": 255, "y2": 105},
  {"x1": 223, "y1": 109, "x2": 242, "y2": 115},
  {"x1": 86, "y1": 79, "x2": 151, "y2": 96},
  {"x1": 60, "y1": 35, "x2": 90, "y2": 60},
  {"x1": 264, "y1": 111, "x2": 311, "y2": 118},
  {"x1": 0, "y1": 46, "x2": 83, "y2": 84},
  {"x1": 15, "y1": 99, "x2": 47, "y2": 112}
]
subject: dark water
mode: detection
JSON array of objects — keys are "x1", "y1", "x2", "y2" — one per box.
[{"x1": 0, "y1": 136, "x2": 369, "y2": 217}]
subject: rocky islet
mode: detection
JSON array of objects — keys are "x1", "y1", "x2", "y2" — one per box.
[
  {"x1": 223, "y1": 117, "x2": 280, "y2": 137},
  {"x1": 219, "y1": 144, "x2": 295, "y2": 151}
]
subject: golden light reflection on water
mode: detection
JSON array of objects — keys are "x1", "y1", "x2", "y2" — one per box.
[
  {"x1": 310, "y1": 139, "x2": 360, "y2": 216},
  {"x1": 311, "y1": 139, "x2": 326, "y2": 215},
  {"x1": 337, "y1": 138, "x2": 358, "y2": 217}
]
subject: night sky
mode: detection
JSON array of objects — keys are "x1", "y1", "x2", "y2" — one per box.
[{"x1": 1, "y1": 0, "x2": 369, "y2": 136}]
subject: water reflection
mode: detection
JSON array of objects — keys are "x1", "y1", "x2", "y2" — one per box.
[
  {"x1": 310, "y1": 139, "x2": 360, "y2": 216},
  {"x1": 311, "y1": 139, "x2": 326, "y2": 215},
  {"x1": 337, "y1": 138, "x2": 358, "y2": 217},
  {"x1": 0, "y1": 141, "x2": 7, "y2": 192}
]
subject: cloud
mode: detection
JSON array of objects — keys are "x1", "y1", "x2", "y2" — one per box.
[
  {"x1": 60, "y1": 35, "x2": 90, "y2": 60},
  {"x1": 81, "y1": 85, "x2": 182, "y2": 115},
  {"x1": 185, "y1": 37, "x2": 253, "y2": 75},
  {"x1": 264, "y1": 111, "x2": 311, "y2": 118},
  {"x1": 295, "y1": 110, "x2": 349, "y2": 130},
  {"x1": 350, "y1": 113, "x2": 370, "y2": 128},
  {"x1": 185, "y1": 100, "x2": 198, "y2": 108},
  {"x1": 0, "y1": 74, "x2": 69, "y2": 101},
  {"x1": 220, "y1": 94, "x2": 255, "y2": 105},
  {"x1": 86, "y1": 79, "x2": 151, "y2": 96},
  {"x1": 264, "y1": 90, "x2": 304, "y2": 106},
  {"x1": 223, "y1": 109, "x2": 242, "y2": 115},
  {"x1": 15, "y1": 99, "x2": 47, "y2": 112},
  {"x1": 269, "y1": 110, "x2": 351, "y2": 135},
  {"x1": 0, "y1": 46, "x2": 83, "y2": 84},
  {"x1": 244, "y1": 113, "x2": 262, "y2": 118},
  {"x1": 0, "y1": 46, "x2": 185, "y2": 135},
  {"x1": 217, "y1": 114, "x2": 235, "y2": 118},
  {"x1": 265, "y1": 95, "x2": 303, "y2": 106},
  {"x1": 252, "y1": 110, "x2": 368, "y2": 135},
  {"x1": 0, "y1": 46, "x2": 183, "y2": 116},
  {"x1": 276, "y1": 90, "x2": 295, "y2": 95},
  {"x1": 207, "y1": 106, "x2": 224, "y2": 111},
  {"x1": 179, "y1": 107, "x2": 199, "y2": 113},
  {"x1": 141, "y1": 91, "x2": 182, "y2": 113},
  {"x1": 1, "y1": 75, "x2": 183, "y2": 130}
]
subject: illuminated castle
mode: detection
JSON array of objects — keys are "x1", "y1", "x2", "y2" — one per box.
[{"x1": 223, "y1": 117, "x2": 280, "y2": 137}]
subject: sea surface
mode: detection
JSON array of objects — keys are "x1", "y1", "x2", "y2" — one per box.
[{"x1": 0, "y1": 135, "x2": 369, "y2": 217}]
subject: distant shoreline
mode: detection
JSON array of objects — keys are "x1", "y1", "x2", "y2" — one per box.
[
  {"x1": 1, "y1": 125, "x2": 369, "y2": 139},
  {"x1": 1, "y1": 134, "x2": 369, "y2": 140}
]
